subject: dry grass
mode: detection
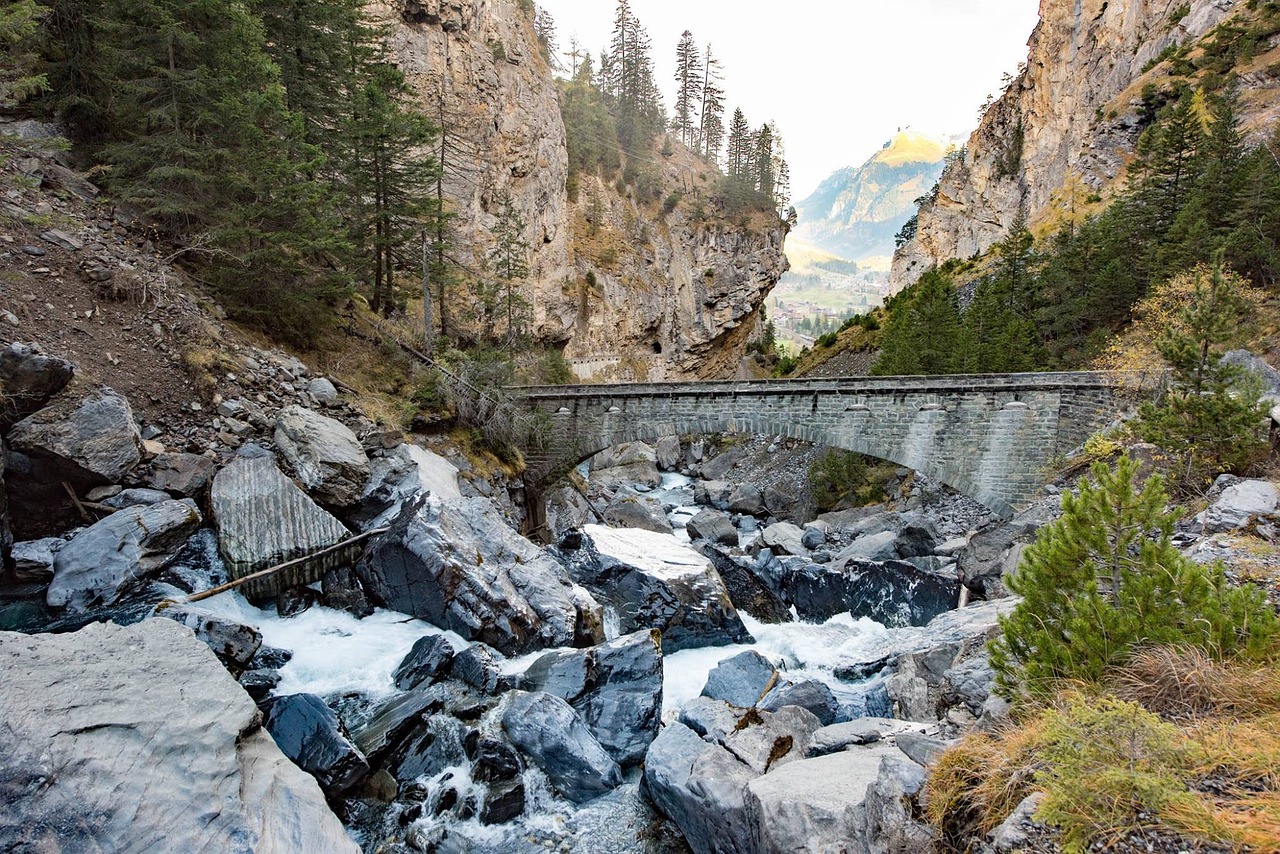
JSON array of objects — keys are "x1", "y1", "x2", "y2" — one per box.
[
  {"x1": 925, "y1": 722, "x2": 1046, "y2": 843},
  {"x1": 1110, "y1": 646, "x2": 1280, "y2": 722}
]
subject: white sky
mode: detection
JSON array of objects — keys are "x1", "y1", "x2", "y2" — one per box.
[{"x1": 534, "y1": 0, "x2": 1041, "y2": 198}]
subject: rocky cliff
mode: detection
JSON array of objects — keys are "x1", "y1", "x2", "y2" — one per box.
[
  {"x1": 379, "y1": 0, "x2": 787, "y2": 380},
  {"x1": 891, "y1": 0, "x2": 1270, "y2": 289}
]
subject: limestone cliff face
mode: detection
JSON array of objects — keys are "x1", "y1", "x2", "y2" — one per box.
[
  {"x1": 379, "y1": 0, "x2": 787, "y2": 380},
  {"x1": 891, "y1": 0, "x2": 1247, "y2": 289}
]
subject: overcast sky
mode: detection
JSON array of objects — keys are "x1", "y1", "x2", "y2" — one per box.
[{"x1": 533, "y1": 0, "x2": 1041, "y2": 199}]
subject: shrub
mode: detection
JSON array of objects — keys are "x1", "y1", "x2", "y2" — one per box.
[
  {"x1": 808, "y1": 449, "x2": 885, "y2": 512},
  {"x1": 990, "y1": 454, "x2": 1278, "y2": 697}
]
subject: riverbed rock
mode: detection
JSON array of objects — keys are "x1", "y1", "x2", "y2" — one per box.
[
  {"x1": 763, "y1": 481, "x2": 802, "y2": 520},
  {"x1": 274, "y1": 405, "x2": 370, "y2": 507},
  {"x1": 348, "y1": 443, "x2": 462, "y2": 530},
  {"x1": 604, "y1": 493, "x2": 674, "y2": 534},
  {"x1": 147, "y1": 452, "x2": 217, "y2": 497},
  {"x1": 591, "y1": 442, "x2": 657, "y2": 470},
  {"x1": 321, "y1": 565, "x2": 374, "y2": 617},
  {"x1": 262, "y1": 693, "x2": 369, "y2": 796},
  {"x1": 46, "y1": 499, "x2": 201, "y2": 611},
  {"x1": 103, "y1": 487, "x2": 173, "y2": 509},
  {"x1": 702, "y1": 650, "x2": 778, "y2": 708},
  {"x1": 723, "y1": 705, "x2": 822, "y2": 775},
  {"x1": 0, "y1": 619, "x2": 357, "y2": 853},
  {"x1": 10, "y1": 536, "x2": 62, "y2": 584},
  {"x1": 0, "y1": 343, "x2": 74, "y2": 428},
  {"x1": 8, "y1": 387, "x2": 142, "y2": 483},
  {"x1": 0, "y1": 441, "x2": 10, "y2": 572},
  {"x1": 686, "y1": 509, "x2": 739, "y2": 546},
  {"x1": 727, "y1": 484, "x2": 766, "y2": 516},
  {"x1": 357, "y1": 494, "x2": 603, "y2": 656},
  {"x1": 835, "y1": 530, "x2": 900, "y2": 562},
  {"x1": 758, "y1": 679, "x2": 839, "y2": 726},
  {"x1": 545, "y1": 484, "x2": 595, "y2": 540},
  {"x1": 782, "y1": 558, "x2": 959, "y2": 627},
  {"x1": 701, "y1": 547, "x2": 792, "y2": 624},
  {"x1": 153, "y1": 602, "x2": 262, "y2": 668},
  {"x1": 894, "y1": 513, "x2": 942, "y2": 558},
  {"x1": 518, "y1": 629, "x2": 663, "y2": 766},
  {"x1": 1200, "y1": 479, "x2": 1280, "y2": 533},
  {"x1": 762, "y1": 522, "x2": 807, "y2": 557},
  {"x1": 679, "y1": 697, "x2": 743, "y2": 744},
  {"x1": 392, "y1": 634, "x2": 456, "y2": 690},
  {"x1": 385, "y1": 713, "x2": 469, "y2": 784},
  {"x1": 806, "y1": 719, "x2": 896, "y2": 757},
  {"x1": 700, "y1": 447, "x2": 743, "y2": 481},
  {"x1": 694, "y1": 479, "x2": 733, "y2": 510},
  {"x1": 501, "y1": 690, "x2": 623, "y2": 804},
  {"x1": 449, "y1": 642, "x2": 508, "y2": 694},
  {"x1": 655, "y1": 436, "x2": 682, "y2": 471},
  {"x1": 743, "y1": 743, "x2": 928, "y2": 854},
  {"x1": 642, "y1": 720, "x2": 756, "y2": 854},
  {"x1": 563, "y1": 525, "x2": 752, "y2": 653},
  {"x1": 210, "y1": 454, "x2": 351, "y2": 599}
]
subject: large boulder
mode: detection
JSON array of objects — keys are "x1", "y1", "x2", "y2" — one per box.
[
  {"x1": 147, "y1": 452, "x2": 217, "y2": 497},
  {"x1": 47, "y1": 499, "x2": 202, "y2": 612},
  {"x1": 501, "y1": 691, "x2": 623, "y2": 804},
  {"x1": 518, "y1": 629, "x2": 663, "y2": 766},
  {"x1": 686, "y1": 508, "x2": 739, "y2": 546},
  {"x1": 562, "y1": 525, "x2": 752, "y2": 653},
  {"x1": 603, "y1": 493, "x2": 673, "y2": 534},
  {"x1": 743, "y1": 744, "x2": 929, "y2": 854},
  {"x1": 392, "y1": 634, "x2": 456, "y2": 690},
  {"x1": 655, "y1": 436, "x2": 683, "y2": 471},
  {"x1": 261, "y1": 693, "x2": 369, "y2": 796},
  {"x1": 544, "y1": 484, "x2": 594, "y2": 540},
  {"x1": 274, "y1": 405, "x2": 370, "y2": 507},
  {"x1": 589, "y1": 442, "x2": 662, "y2": 492},
  {"x1": 642, "y1": 721, "x2": 756, "y2": 854},
  {"x1": 727, "y1": 484, "x2": 766, "y2": 516},
  {"x1": 0, "y1": 619, "x2": 357, "y2": 853},
  {"x1": 762, "y1": 522, "x2": 807, "y2": 557},
  {"x1": 8, "y1": 387, "x2": 142, "y2": 483},
  {"x1": 10, "y1": 536, "x2": 62, "y2": 584},
  {"x1": 356, "y1": 494, "x2": 603, "y2": 656},
  {"x1": 701, "y1": 547, "x2": 792, "y2": 624},
  {"x1": 0, "y1": 342, "x2": 74, "y2": 428},
  {"x1": 1200, "y1": 479, "x2": 1280, "y2": 533},
  {"x1": 702, "y1": 650, "x2": 838, "y2": 725},
  {"x1": 210, "y1": 453, "x2": 352, "y2": 600},
  {"x1": 834, "y1": 530, "x2": 900, "y2": 563},
  {"x1": 348, "y1": 443, "x2": 461, "y2": 530},
  {"x1": 722, "y1": 705, "x2": 822, "y2": 775},
  {"x1": 782, "y1": 559, "x2": 959, "y2": 627}
]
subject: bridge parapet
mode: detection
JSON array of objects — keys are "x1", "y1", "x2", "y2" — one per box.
[{"x1": 512, "y1": 372, "x2": 1138, "y2": 518}]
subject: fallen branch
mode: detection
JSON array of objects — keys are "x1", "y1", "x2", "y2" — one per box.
[
  {"x1": 182, "y1": 526, "x2": 390, "y2": 604},
  {"x1": 61, "y1": 482, "x2": 92, "y2": 522}
]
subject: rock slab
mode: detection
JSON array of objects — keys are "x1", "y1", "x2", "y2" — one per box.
[
  {"x1": 274, "y1": 405, "x2": 370, "y2": 507},
  {"x1": 8, "y1": 387, "x2": 142, "y2": 483}
]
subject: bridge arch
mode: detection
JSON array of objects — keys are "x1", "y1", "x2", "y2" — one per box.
[{"x1": 514, "y1": 373, "x2": 1125, "y2": 520}]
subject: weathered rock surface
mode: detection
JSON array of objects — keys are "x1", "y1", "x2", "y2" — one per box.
[
  {"x1": 603, "y1": 493, "x2": 674, "y2": 534},
  {"x1": 393, "y1": 633, "x2": 457, "y2": 690},
  {"x1": 562, "y1": 525, "x2": 751, "y2": 653},
  {"x1": 686, "y1": 508, "x2": 739, "y2": 546},
  {"x1": 274, "y1": 405, "x2": 370, "y2": 507},
  {"x1": 501, "y1": 690, "x2": 623, "y2": 804},
  {"x1": 519, "y1": 630, "x2": 663, "y2": 766},
  {"x1": 262, "y1": 693, "x2": 369, "y2": 795},
  {"x1": 0, "y1": 619, "x2": 356, "y2": 853},
  {"x1": 449, "y1": 642, "x2": 508, "y2": 693},
  {"x1": 783, "y1": 558, "x2": 959, "y2": 627},
  {"x1": 210, "y1": 453, "x2": 351, "y2": 593},
  {"x1": 148, "y1": 451, "x2": 217, "y2": 496},
  {"x1": 47, "y1": 499, "x2": 201, "y2": 611},
  {"x1": 0, "y1": 342, "x2": 74, "y2": 427},
  {"x1": 154, "y1": 602, "x2": 263, "y2": 668},
  {"x1": 702, "y1": 650, "x2": 778, "y2": 708},
  {"x1": 723, "y1": 705, "x2": 822, "y2": 775},
  {"x1": 8, "y1": 387, "x2": 142, "y2": 483},
  {"x1": 701, "y1": 547, "x2": 792, "y2": 624},
  {"x1": 10, "y1": 536, "x2": 61, "y2": 584},
  {"x1": 655, "y1": 436, "x2": 683, "y2": 471},
  {"x1": 349, "y1": 443, "x2": 461, "y2": 530},
  {"x1": 357, "y1": 494, "x2": 603, "y2": 655},
  {"x1": 1200, "y1": 479, "x2": 1279, "y2": 533},
  {"x1": 643, "y1": 721, "x2": 756, "y2": 854}
]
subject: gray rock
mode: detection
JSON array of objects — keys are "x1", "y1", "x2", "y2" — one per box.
[
  {"x1": 590, "y1": 442, "x2": 657, "y2": 471},
  {"x1": 806, "y1": 720, "x2": 893, "y2": 757},
  {"x1": 348, "y1": 443, "x2": 462, "y2": 530},
  {"x1": 893, "y1": 731, "x2": 949, "y2": 767},
  {"x1": 563, "y1": 525, "x2": 750, "y2": 653},
  {"x1": 1223, "y1": 349, "x2": 1280, "y2": 395},
  {"x1": 47, "y1": 499, "x2": 202, "y2": 611},
  {"x1": 102, "y1": 487, "x2": 173, "y2": 509},
  {"x1": 801, "y1": 524, "x2": 827, "y2": 550},
  {"x1": 700, "y1": 448, "x2": 743, "y2": 481},
  {"x1": 590, "y1": 460, "x2": 663, "y2": 492},
  {"x1": 990, "y1": 792, "x2": 1045, "y2": 852},
  {"x1": 701, "y1": 546, "x2": 793, "y2": 624},
  {"x1": 8, "y1": 387, "x2": 142, "y2": 483},
  {"x1": 763, "y1": 481, "x2": 802, "y2": 519},
  {"x1": 39, "y1": 228, "x2": 83, "y2": 251},
  {"x1": 702, "y1": 650, "x2": 779, "y2": 708},
  {"x1": 1200, "y1": 479, "x2": 1280, "y2": 533},
  {"x1": 957, "y1": 517, "x2": 1039, "y2": 596},
  {"x1": 386, "y1": 713, "x2": 468, "y2": 784},
  {"x1": 723, "y1": 705, "x2": 821, "y2": 774},
  {"x1": 894, "y1": 514, "x2": 941, "y2": 558},
  {"x1": 743, "y1": 743, "x2": 920, "y2": 854},
  {"x1": 0, "y1": 441, "x2": 9, "y2": 573},
  {"x1": 392, "y1": 634, "x2": 455, "y2": 690},
  {"x1": 603, "y1": 493, "x2": 673, "y2": 534},
  {"x1": 239, "y1": 669, "x2": 281, "y2": 701},
  {"x1": 686, "y1": 508, "x2": 739, "y2": 546},
  {"x1": 148, "y1": 452, "x2": 217, "y2": 496},
  {"x1": 307, "y1": 377, "x2": 340, "y2": 405},
  {"x1": 761, "y1": 522, "x2": 807, "y2": 557},
  {"x1": 357, "y1": 494, "x2": 603, "y2": 656},
  {"x1": 262, "y1": 693, "x2": 369, "y2": 795},
  {"x1": 862, "y1": 755, "x2": 937, "y2": 853},
  {"x1": 153, "y1": 603, "x2": 262, "y2": 668},
  {"x1": 727, "y1": 484, "x2": 766, "y2": 516},
  {"x1": 544, "y1": 484, "x2": 594, "y2": 540},
  {"x1": 518, "y1": 629, "x2": 662, "y2": 766},
  {"x1": 835, "y1": 530, "x2": 900, "y2": 562},
  {"x1": 274, "y1": 405, "x2": 370, "y2": 506},
  {"x1": 643, "y1": 721, "x2": 756, "y2": 854},
  {"x1": 11, "y1": 537, "x2": 62, "y2": 584},
  {"x1": 501, "y1": 691, "x2": 622, "y2": 804},
  {"x1": 941, "y1": 654, "x2": 996, "y2": 715},
  {"x1": 655, "y1": 436, "x2": 682, "y2": 471},
  {"x1": 352, "y1": 685, "x2": 453, "y2": 767},
  {"x1": 694, "y1": 479, "x2": 732, "y2": 509},
  {"x1": 0, "y1": 619, "x2": 357, "y2": 853},
  {"x1": 321, "y1": 565, "x2": 373, "y2": 617},
  {"x1": 783, "y1": 559, "x2": 959, "y2": 628},
  {"x1": 450, "y1": 642, "x2": 507, "y2": 694},
  {"x1": 0, "y1": 343, "x2": 74, "y2": 427},
  {"x1": 758, "y1": 679, "x2": 839, "y2": 726},
  {"x1": 210, "y1": 454, "x2": 351, "y2": 601},
  {"x1": 678, "y1": 696, "x2": 741, "y2": 744}
]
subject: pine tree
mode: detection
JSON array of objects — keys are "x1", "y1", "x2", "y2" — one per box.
[
  {"x1": 873, "y1": 269, "x2": 962, "y2": 375},
  {"x1": 533, "y1": 5, "x2": 559, "y2": 69},
  {"x1": 990, "y1": 455, "x2": 1277, "y2": 697},
  {"x1": 672, "y1": 31, "x2": 701, "y2": 148},
  {"x1": 698, "y1": 45, "x2": 725, "y2": 161},
  {"x1": 1136, "y1": 262, "x2": 1269, "y2": 486},
  {"x1": 0, "y1": 0, "x2": 48, "y2": 108},
  {"x1": 754, "y1": 122, "x2": 775, "y2": 200},
  {"x1": 487, "y1": 191, "x2": 532, "y2": 345},
  {"x1": 726, "y1": 108, "x2": 750, "y2": 179}
]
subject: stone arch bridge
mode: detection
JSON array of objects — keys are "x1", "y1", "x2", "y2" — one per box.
[{"x1": 511, "y1": 372, "x2": 1132, "y2": 519}]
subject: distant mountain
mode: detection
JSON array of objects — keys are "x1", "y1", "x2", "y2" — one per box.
[{"x1": 794, "y1": 131, "x2": 953, "y2": 269}]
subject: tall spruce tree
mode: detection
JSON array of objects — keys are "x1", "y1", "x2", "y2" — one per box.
[
  {"x1": 698, "y1": 45, "x2": 725, "y2": 161},
  {"x1": 487, "y1": 191, "x2": 532, "y2": 345},
  {"x1": 672, "y1": 31, "x2": 701, "y2": 148},
  {"x1": 873, "y1": 269, "x2": 962, "y2": 375},
  {"x1": 726, "y1": 108, "x2": 750, "y2": 179}
]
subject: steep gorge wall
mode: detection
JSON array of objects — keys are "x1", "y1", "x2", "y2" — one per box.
[
  {"x1": 891, "y1": 0, "x2": 1248, "y2": 289},
  {"x1": 379, "y1": 0, "x2": 787, "y2": 379}
]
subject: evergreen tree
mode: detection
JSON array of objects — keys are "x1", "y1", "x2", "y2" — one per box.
[
  {"x1": 754, "y1": 122, "x2": 775, "y2": 200},
  {"x1": 602, "y1": 0, "x2": 663, "y2": 154},
  {"x1": 873, "y1": 269, "x2": 962, "y2": 375},
  {"x1": 698, "y1": 44, "x2": 725, "y2": 161},
  {"x1": 672, "y1": 30, "x2": 701, "y2": 148},
  {"x1": 1135, "y1": 262, "x2": 1269, "y2": 486},
  {"x1": 533, "y1": 5, "x2": 559, "y2": 68},
  {"x1": 560, "y1": 57, "x2": 619, "y2": 200},
  {"x1": 487, "y1": 191, "x2": 532, "y2": 345},
  {"x1": 990, "y1": 455, "x2": 1277, "y2": 697},
  {"x1": 1, "y1": 0, "x2": 48, "y2": 108},
  {"x1": 726, "y1": 107, "x2": 750, "y2": 179}
]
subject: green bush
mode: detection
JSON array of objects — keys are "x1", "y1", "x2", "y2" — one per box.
[
  {"x1": 990, "y1": 455, "x2": 1278, "y2": 697},
  {"x1": 808, "y1": 449, "x2": 886, "y2": 512}
]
